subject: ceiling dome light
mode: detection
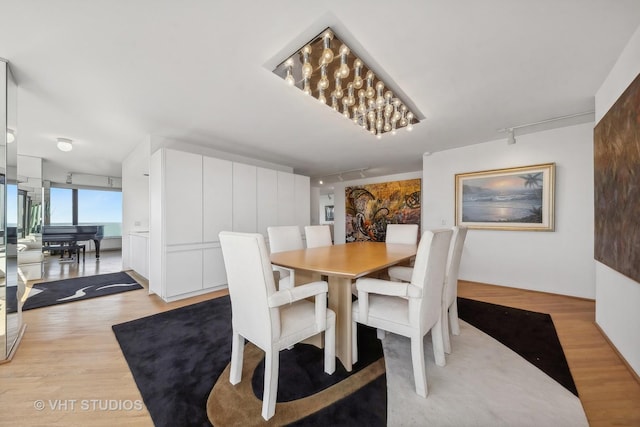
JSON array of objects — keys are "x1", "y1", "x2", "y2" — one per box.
[{"x1": 57, "y1": 137, "x2": 73, "y2": 152}]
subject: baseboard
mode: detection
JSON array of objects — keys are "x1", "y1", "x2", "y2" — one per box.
[
  {"x1": 161, "y1": 284, "x2": 228, "y2": 303},
  {"x1": 594, "y1": 323, "x2": 640, "y2": 385}
]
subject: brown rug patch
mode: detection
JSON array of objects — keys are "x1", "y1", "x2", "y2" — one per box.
[{"x1": 207, "y1": 342, "x2": 385, "y2": 425}]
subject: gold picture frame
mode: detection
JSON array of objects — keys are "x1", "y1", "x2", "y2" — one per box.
[{"x1": 455, "y1": 163, "x2": 555, "y2": 231}]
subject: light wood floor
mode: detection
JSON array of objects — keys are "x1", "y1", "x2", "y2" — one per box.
[
  {"x1": 458, "y1": 280, "x2": 640, "y2": 427},
  {"x1": 1, "y1": 255, "x2": 638, "y2": 426}
]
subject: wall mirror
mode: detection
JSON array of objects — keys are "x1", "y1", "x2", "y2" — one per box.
[
  {"x1": 17, "y1": 155, "x2": 43, "y2": 283},
  {"x1": 1, "y1": 59, "x2": 24, "y2": 363}
]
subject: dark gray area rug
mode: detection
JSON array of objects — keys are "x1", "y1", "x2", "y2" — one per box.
[
  {"x1": 457, "y1": 297, "x2": 578, "y2": 396},
  {"x1": 112, "y1": 296, "x2": 385, "y2": 427},
  {"x1": 112, "y1": 295, "x2": 578, "y2": 426},
  {"x1": 22, "y1": 271, "x2": 142, "y2": 310}
]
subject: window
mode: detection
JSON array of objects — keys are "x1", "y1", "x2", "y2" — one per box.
[
  {"x1": 50, "y1": 187, "x2": 73, "y2": 225},
  {"x1": 48, "y1": 186, "x2": 122, "y2": 237},
  {"x1": 78, "y1": 189, "x2": 122, "y2": 237}
]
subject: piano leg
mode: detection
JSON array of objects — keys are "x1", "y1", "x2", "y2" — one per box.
[{"x1": 93, "y1": 239, "x2": 101, "y2": 259}]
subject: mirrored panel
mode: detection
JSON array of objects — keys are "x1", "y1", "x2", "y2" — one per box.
[
  {"x1": 0, "y1": 60, "x2": 7, "y2": 360},
  {"x1": 1, "y1": 59, "x2": 23, "y2": 362},
  {"x1": 17, "y1": 156, "x2": 43, "y2": 283}
]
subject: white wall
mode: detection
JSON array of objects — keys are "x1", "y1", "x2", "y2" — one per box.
[
  {"x1": 121, "y1": 136, "x2": 151, "y2": 269},
  {"x1": 331, "y1": 171, "x2": 422, "y2": 244},
  {"x1": 310, "y1": 186, "x2": 320, "y2": 225},
  {"x1": 318, "y1": 194, "x2": 334, "y2": 225},
  {"x1": 594, "y1": 24, "x2": 640, "y2": 376},
  {"x1": 424, "y1": 123, "x2": 595, "y2": 299}
]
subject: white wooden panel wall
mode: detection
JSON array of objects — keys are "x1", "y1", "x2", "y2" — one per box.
[
  {"x1": 150, "y1": 147, "x2": 310, "y2": 301},
  {"x1": 232, "y1": 162, "x2": 257, "y2": 233},
  {"x1": 257, "y1": 167, "x2": 278, "y2": 237},
  {"x1": 165, "y1": 150, "x2": 202, "y2": 245},
  {"x1": 166, "y1": 249, "x2": 203, "y2": 296},
  {"x1": 294, "y1": 174, "x2": 311, "y2": 230},
  {"x1": 149, "y1": 151, "x2": 163, "y2": 296},
  {"x1": 277, "y1": 171, "x2": 295, "y2": 226},
  {"x1": 203, "y1": 247, "x2": 227, "y2": 288},
  {"x1": 203, "y1": 156, "x2": 233, "y2": 242}
]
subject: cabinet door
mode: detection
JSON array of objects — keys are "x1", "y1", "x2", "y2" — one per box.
[
  {"x1": 277, "y1": 171, "x2": 295, "y2": 226},
  {"x1": 203, "y1": 157, "x2": 233, "y2": 242},
  {"x1": 257, "y1": 167, "x2": 278, "y2": 237},
  {"x1": 165, "y1": 150, "x2": 203, "y2": 245},
  {"x1": 129, "y1": 235, "x2": 149, "y2": 279},
  {"x1": 232, "y1": 163, "x2": 257, "y2": 232},
  {"x1": 166, "y1": 249, "x2": 203, "y2": 297},
  {"x1": 203, "y1": 246, "x2": 227, "y2": 288},
  {"x1": 294, "y1": 174, "x2": 311, "y2": 229}
]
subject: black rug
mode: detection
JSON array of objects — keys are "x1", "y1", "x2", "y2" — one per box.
[
  {"x1": 112, "y1": 296, "x2": 578, "y2": 426},
  {"x1": 112, "y1": 296, "x2": 386, "y2": 427},
  {"x1": 457, "y1": 297, "x2": 578, "y2": 396},
  {"x1": 22, "y1": 272, "x2": 143, "y2": 311}
]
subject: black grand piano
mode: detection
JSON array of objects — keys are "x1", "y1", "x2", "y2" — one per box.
[{"x1": 42, "y1": 225, "x2": 105, "y2": 258}]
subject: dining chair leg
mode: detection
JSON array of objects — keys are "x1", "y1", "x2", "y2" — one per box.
[
  {"x1": 229, "y1": 332, "x2": 244, "y2": 385},
  {"x1": 262, "y1": 348, "x2": 279, "y2": 420},
  {"x1": 431, "y1": 320, "x2": 447, "y2": 367},
  {"x1": 449, "y1": 301, "x2": 460, "y2": 336},
  {"x1": 411, "y1": 334, "x2": 427, "y2": 398},
  {"x1": 442, "y1": 308, "x2": 452, "y2": 354}
]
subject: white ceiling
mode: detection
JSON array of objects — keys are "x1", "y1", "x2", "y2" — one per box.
[{"x1": 2, "y1": 1, "x2": 639, "y2": 187}]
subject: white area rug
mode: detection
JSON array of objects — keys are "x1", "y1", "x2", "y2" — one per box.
[{"x1": 383, "y1": 320, "x2": 589, "y2": 426}]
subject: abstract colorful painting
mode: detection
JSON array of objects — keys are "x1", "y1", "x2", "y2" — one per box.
[
  {"x1": 345, "y1": 179, "x2": 421, "y2": 242},
  {"x1": 594, "y1": 72, "x2": 640, "y2": 283}
]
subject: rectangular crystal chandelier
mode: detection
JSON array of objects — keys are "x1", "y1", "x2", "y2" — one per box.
[{"x1": 273, "y1": 28, "x2": 418, "y2": 138}]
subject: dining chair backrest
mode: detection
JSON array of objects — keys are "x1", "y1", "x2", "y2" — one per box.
[
  {"x1": 304, "y1": 225, "x2": 333, "y2": 248},
  {"x1": 219, "y1": 231, "x2": 279, "y2": 349},
  {"x1": 443, "y1": 226, "x2": 468, "y2": 308},
  {"x1": 385, "y1": 224, "x2": 419, "y2": 245},
  {"x1": 409, "y1": 229, "x2": 453, "y2": 330},
  {"x1": 267, "y1": 225, "x2": 304, "y2": 253}
]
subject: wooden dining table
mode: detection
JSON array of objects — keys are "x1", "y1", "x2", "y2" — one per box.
[{"x1": 270, "y1": 241, "x2": 417, "y2": 371}]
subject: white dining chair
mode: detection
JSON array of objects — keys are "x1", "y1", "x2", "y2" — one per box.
[
  {"x1": 304, "y1": 225, "x2": 333, "y2": 248},
  {"x1": 352, "y1": 229, "x2": 452, "y2": 397},
  {"x1": 388, "y1": 226, "x2": 468, "y2": 354},
  {"x1": 267, "y1": 225, "x2": 304, "y2": 289},
  {"x1": 440, "y1": 226, "x2": 468, "y2": 353},
  {"x1": 219, "y1": 231, "x2": 336, "y2": 420},
  {"x1": 385, "y1": 224, "x2": 419, "y2": 245}
]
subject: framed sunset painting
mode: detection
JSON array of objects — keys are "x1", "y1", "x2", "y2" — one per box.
[{"x1": 455, "y1": 163, "x2": 555, "y2": 231}]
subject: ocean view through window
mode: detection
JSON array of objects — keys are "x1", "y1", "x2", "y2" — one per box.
[{"x1": 49, "y1": 186, "x2": 122, "y2": 237}]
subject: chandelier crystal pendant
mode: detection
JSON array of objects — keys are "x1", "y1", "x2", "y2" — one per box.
[{"x1": 273, "y1": 27, "x2": 419, "y2": 138}]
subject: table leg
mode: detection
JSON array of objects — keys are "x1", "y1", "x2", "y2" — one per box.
[
  {"x1": 294, "y1": 270, "x2": 322, "y2": 285},
  {"x1": 328, "y1": 276, "x2": 354, "y2": 372}
]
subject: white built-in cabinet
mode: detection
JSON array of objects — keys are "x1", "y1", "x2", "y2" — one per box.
[
  {"x1": 232, "y1": 162, "x2": 257, "y2": 233},
  {"x1": 149, "y1": 148, "x2": 310, "y2": 302},
  {"x1": 257, "y1": 168, "x2": 278, "y2": 236},
  {"x1": 129, "y1": 232, "x2": 149, "y2": 279}
]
